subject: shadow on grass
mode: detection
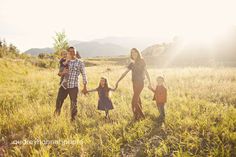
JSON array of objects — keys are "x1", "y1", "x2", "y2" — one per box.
[{"x1": 120, "y1": 113, "x2": 168, "y2": 157}]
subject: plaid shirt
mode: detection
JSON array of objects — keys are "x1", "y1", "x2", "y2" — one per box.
[{"x1": 67, "y1": 59, "x2": 87, "y2": 88}]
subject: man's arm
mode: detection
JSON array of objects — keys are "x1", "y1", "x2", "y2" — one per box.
[
  {"x1": 79, "y1": 61, "x2": 88, "y2": 85},
  {"x1": 79, "y1": 61, "x2": 88, "y2": 94}
]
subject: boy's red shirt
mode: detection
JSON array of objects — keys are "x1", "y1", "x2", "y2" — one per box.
[{"x1": 152, "y1": 85, "x2": 167, "y2": 105}]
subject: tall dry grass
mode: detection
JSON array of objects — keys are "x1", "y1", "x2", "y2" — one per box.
[{"x1": 0, "y1": 58, "x2": 236, "y2": 156}]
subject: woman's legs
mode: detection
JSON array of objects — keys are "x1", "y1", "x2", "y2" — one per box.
[
  {"x1": 132, "y1": 81, "x2": 145, "y2": 120},
  {"x1": 139, "y1": 97, "x2": 142, "y2": 109}
]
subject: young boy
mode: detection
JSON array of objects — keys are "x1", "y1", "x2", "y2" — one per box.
[
  {"x1": 58, "y1": 50, "x2": 71, "y2": 89},
  {"x1": 148, "y1": 76, "x2": 167, "y2": 123}
]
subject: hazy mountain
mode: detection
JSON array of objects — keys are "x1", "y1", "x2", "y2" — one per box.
[
  {"x1": 24, "y1": 40, "x2": 129, "y2": 57},
  {"x1": 72, "y1": 41, "x2": 129, "y2": 57},
  {"x1": 141, "y1": 44, "x2": 166, "y2": 56},
  {"x1": 25, "y1": 48, "x2": 54, "y2": 56},
  {"x1": 142, "y1": 33, "x2": 236, "y2": 67},
  {"x1": 24, "y1": 36, "x2": 162, "y2": 57}
]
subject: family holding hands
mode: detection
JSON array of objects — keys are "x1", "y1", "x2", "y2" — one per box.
[{"x1": 54, "y1": 47, "x2": 167, "y2": 123}]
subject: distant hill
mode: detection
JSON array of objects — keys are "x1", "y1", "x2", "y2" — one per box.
[
  {"x1": 25, "y1": 39, "x2": 130, "y2": 57},
  {"x1": 141, "y1": 44, "x2": 166, "y2": 56},
  {"x1": 142, "y1": 34, "x2": 236, "y2": 67},
  {"x1": 24, "y1": 36, "x2": 160, "y2": 57},
  {"x1": 72, "y1": 41, "x2": 129, "y2": 57},
  {"x1": 25, "y1": 48, "x2": 54, "y2": 56}
]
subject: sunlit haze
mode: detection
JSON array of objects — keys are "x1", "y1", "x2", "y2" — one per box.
[{"x1": 1, "y1": 0, "x2": 236, "y2": 51}]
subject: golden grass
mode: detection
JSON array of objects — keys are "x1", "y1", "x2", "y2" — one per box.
[{"x1": 0, "y1": 59, "x2": 236, "y2": 156}]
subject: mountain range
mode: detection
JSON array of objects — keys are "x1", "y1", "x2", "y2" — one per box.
[
  {"x1": 24, "y1": 48, "x2": 54, "y2": 56},
  {"x1": 25, "y1": 30, "x2": 236, "y2": 67},
  {"x1": 24, "y1": 37, "x2": 159, "y2": 57}
]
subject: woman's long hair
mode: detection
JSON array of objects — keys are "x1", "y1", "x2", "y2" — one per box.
[
  {"x1": 97, "y1": 77, "x2": 110, "y2": 97},
  {"x1": 130, "y1": 48, "x2": 143, "y2": 61}
]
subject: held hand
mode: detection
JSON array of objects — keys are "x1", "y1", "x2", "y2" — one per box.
[
  {"x1": 82, "y1": 90, "x2": 88, "y2": 95},
  {"x1": 115, "y1": 82, "x2": 119, "y2": 89},
  {"x1": 148, "y1": 83, "x2": 153, "y2": 90},
  {"x1": 81, "y1": 86, "x2": 88, "y2": 95}
]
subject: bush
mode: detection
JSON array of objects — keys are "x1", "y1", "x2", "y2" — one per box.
[{"x1": 25, "y1": 57, "x2": 58, "y2": 68}]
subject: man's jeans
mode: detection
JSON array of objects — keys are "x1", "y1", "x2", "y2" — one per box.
[{"x1": 55, "y1": 87, "x2": 78, "y2": 121}]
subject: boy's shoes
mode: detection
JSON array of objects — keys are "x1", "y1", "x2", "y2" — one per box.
[{"x1": 157, "y1": 116, "x2": 165, "y2": 124}]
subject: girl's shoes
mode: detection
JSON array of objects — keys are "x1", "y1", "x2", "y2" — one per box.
[{"x1": 105, "y1": 115, "x2": 110, "y2": 120}]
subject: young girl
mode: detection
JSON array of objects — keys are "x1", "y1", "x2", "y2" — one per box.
[
  {"x1": 148, "y1": 76, "x2": 167, "y2": 123},
  {"x1": 60, "y1": 52, "x2": 72, "y2": 89},
  {"x1": 87, "y1": 77, "x2": 116, "y2": 119}
]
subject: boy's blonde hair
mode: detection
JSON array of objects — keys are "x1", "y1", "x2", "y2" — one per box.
[{"x1": 61, "y1": 50, "x2": 67, "y2": 56}]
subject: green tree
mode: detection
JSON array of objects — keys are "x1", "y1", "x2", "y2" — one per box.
[
  {"x1": 53, "y1": 31, "x2": 69, "y2": 57},
  {"x1": 1, "y1": 39, "x2": 7, "y2": 56},
  {"x1": 38, "y1": 53, "x2": 47, "y2": 59},
  {"x1": 0, "y1": 39, "x2": 19, "y2": 58},
  {"x1": 9, "y1": 43, "x2": 19, "y2": 54}
]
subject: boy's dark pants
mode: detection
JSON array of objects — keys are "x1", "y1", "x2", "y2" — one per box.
[
  {"x1": 157, "y1": 104, "x2": 165, "y2": 122},
  {"x1": 55, "y1": 87, "x2": 78, "y2": 120}
]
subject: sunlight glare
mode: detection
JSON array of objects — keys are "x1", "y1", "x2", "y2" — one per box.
[{"x1": 180, "y1": 23, "x2": 229, "y2": 45}]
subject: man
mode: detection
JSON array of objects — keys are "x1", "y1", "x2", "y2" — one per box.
[{"x1": 54, "y1": 47, "x2": 88, "y2": 121}]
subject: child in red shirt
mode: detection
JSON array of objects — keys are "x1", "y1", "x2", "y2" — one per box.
[{"x1": 148, "y1": 76, "x2": 167, "y2": 122}]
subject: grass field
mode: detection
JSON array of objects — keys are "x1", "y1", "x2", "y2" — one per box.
[{"x1": 0, "y1": 58, "x2": 236, "y2": 157}]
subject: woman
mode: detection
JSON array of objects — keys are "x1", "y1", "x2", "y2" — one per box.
[{"x1": 116, "y1": 48, "x2": 151, "y2": 120}]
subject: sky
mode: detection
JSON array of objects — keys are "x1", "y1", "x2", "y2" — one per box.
[{"x1": 1, "y1": 0, "x2": 236, "y2": 51}]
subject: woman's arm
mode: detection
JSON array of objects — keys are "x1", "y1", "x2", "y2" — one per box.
[
  {"x1": 87, "y1": 89, "x2": 97, "y2": 93},
  {"x1": 115, "y1": 69, "x2": 130, "y2": 87},
  {"x1": 109, "y1": 87, "x2": 117, "y2": 92},
  {"x1": 148, "y1": 85, "x2": 155, "y2": 93},
  {"x1": 145, "y1": 68, "x2": 151, "y2": 86}
]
